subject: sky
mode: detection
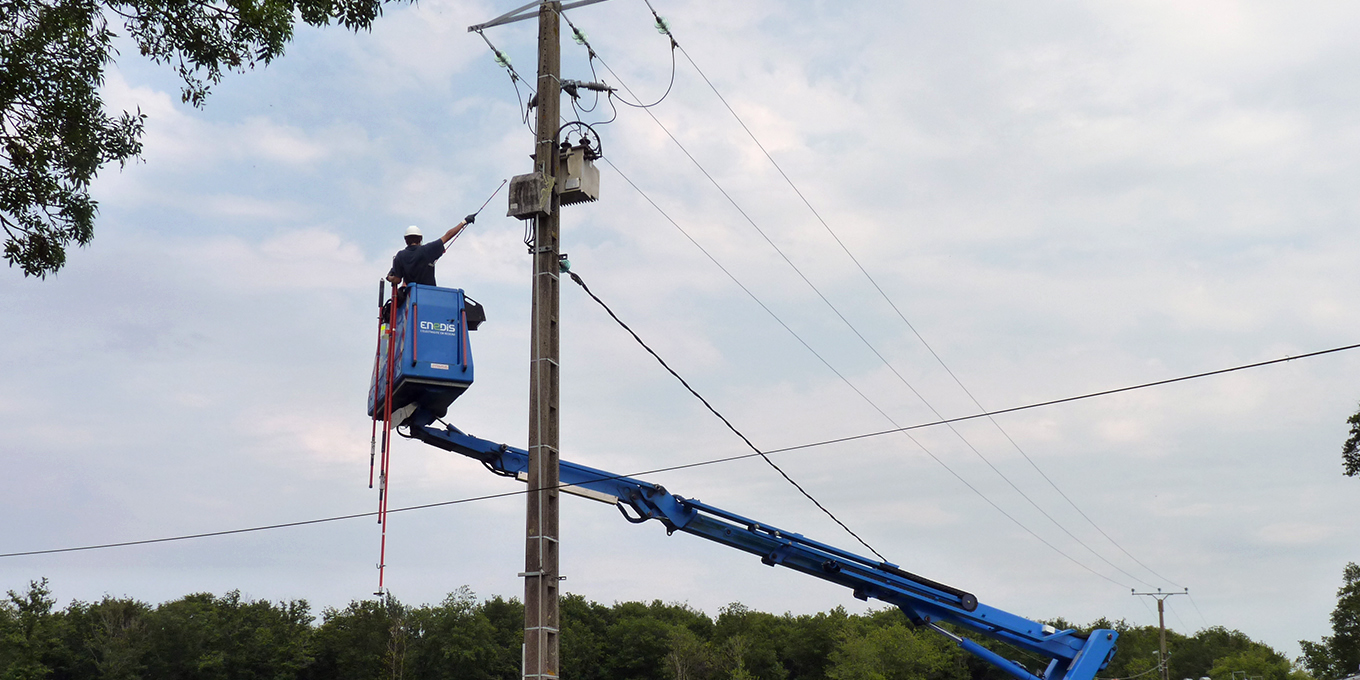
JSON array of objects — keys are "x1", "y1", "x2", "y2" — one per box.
[{"x1": 3, "y1": 0, "x2": 1360, "y2": 664}]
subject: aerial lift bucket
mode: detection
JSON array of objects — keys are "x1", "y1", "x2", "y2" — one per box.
[{"x1": 367, "y1": 283, "x2": 485, "y2": 428}]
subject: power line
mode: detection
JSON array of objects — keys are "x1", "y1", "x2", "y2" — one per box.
[
  {"x1": 544, "y1": 20, "x2": 890, "y2": 556},
  {"x1": 4, "y1": 338, "x2": 1356, "y2": 561},
  {"x1": 0, "y1": 491, "x2": 521, "y2": 559},
  {"x1": 474, "y1": 28, "x2": 538, "y2": 132},
  {"x1": 566, "y1": 268, "x2": 886, "y2": 561},
  {"x1": 569, "y1": 13, "x2": 1143, "y2": 587},
  {"x1": 606, "y1": 153, "x2": 1143, "y2": 587},
  {"x1": 1185, "y1": 591, "x2": 1211, "y2": 629},
  {"x1": 598, "y1": 157, "x2": 1127, "y2": 586},
  {"x1": 582, "y1": 50, "x2": 1134, "y2": 584},
  {"x1": 666, "y1": 32, "x2": 1175, "y2": 589}
]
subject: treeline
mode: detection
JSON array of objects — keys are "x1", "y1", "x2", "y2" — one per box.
[{"x1": 1, "y1": 579, "x2": 1303, "y2": 680}]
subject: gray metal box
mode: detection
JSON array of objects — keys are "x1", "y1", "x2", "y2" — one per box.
[
  {"x1": 507, "y1": 172, "x2": 553, "y2": 220},
  {"x1": 558, "y1": 147, "x2": 600, "y2": 206}
]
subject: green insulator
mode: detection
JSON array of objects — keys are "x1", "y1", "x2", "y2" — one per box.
[
  {"x1": 654, "y1": 17, "x2": 670, "y2": 34},
  {"x1": 558, "y1": 257, "x2": 571, "y2": 273},
  {"x1": 573, "y1": 29, "x2": 588, "y2": 45}
]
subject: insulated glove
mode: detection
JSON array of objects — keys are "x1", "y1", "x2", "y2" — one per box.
[{"x1": 464, "y1": 213, "x2": 476, "y2": 224}]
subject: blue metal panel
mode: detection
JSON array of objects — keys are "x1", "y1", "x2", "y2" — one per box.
[{"x1": 367, "y1": 284, "x2": 475, "y2": 421}]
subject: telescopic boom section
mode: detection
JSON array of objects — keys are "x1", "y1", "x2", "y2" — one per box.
[{"x1": 404, "y1": 408, "x2": 1119, "y2": 680}]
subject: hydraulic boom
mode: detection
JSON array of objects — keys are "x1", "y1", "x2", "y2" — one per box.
[
  {"x1": 368, "y1": 285, "x2": 1119, "y2": 680},
  {"x1": 403, "y1": 408, "x2": 1118, "y2": 680}
]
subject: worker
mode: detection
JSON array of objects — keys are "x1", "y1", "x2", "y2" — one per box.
[{"x1": 386, "y1": 215, "x2": 476, "y2": 288}]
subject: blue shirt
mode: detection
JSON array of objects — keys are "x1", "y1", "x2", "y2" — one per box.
[{"x1": 389, "y1": 241, "x2": 445, "y2": 286}]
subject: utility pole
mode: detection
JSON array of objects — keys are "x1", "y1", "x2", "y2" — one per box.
[
  {"x1": 1133, "y1": 588, "x2": 1189, "y2": 680},
  {"x1": 524, "y1": 2, "x2": 562, "y2": 680},
  {"x1": 467, "y1": 2, "x2": 609, "y2": 677}
]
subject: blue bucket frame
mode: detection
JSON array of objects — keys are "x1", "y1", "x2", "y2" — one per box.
[{"x1": 367, "y1": 284, "x2": 484, "y2": 423}]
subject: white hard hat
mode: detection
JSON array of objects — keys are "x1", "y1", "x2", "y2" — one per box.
[{"x1": 404, "y1": 225, "x2": 422, "y2": 237}]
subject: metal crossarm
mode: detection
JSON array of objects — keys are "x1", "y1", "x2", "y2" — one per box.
[{"x1": 469, "y1": 0, "x2": 613, "y2": 32}]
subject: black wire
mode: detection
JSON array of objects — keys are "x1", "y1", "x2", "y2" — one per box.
[
  {"x1": 560, "y1": 7, "x2": 676, "y2": 111},
  {"x1": 607, "y1": 41, "x2": 676, "y2": 109},
  {"x1": 474, "y1": 28, "x2": 536, "y2": 134},
  {"x1": 569, "y1": 48, "x2": 603, "y2": 115},
  {"x1": 565, "y1": 11, "x2": 1052, "y2": 563},
  {"x1": 672, "y1": 39, "x2": 1177, "y2": 591},
  {"x1": 661, "y1": 43, "x2": 1157, "y2": 585},
  {"x1": 601, "y1": 159, "x2": 1129, "y2": 587},
  {"x1": 747, "y1": 341, "x2": 1360, "y2": 456},
  {"x1": 597, "y1": 11, "x2": 1153, "y2": 588},
  {"x1": 4, "y1": 340, "x2": 1357, "y2": 560},
  {"x1": 0, "y1": 494, "x2": 505, "y2": 559},
  {"x1": 557, "y1": 11, "x2": 612, "y2": 125},
  {"x1": 566, "y1": 269, "x2": 887, "y2": 561},
  {"x1": 598, "y1": 90, "x2": 620, "y2": 126}
]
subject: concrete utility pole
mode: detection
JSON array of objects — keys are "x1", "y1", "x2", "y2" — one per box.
[
  {"x1": 524, "y1": 2, "x2": 562, "y2": 679},
  {"x1": 468, "y1": 2, "x2": 608, "y2": 677},
  {"x1": 1132, "y1": 588, "x2": 1189, "y2": 680}
]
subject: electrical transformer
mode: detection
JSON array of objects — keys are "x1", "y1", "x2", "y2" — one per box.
[{"x1": 558, "y1": 144, "x2": 600, "y2": 206}]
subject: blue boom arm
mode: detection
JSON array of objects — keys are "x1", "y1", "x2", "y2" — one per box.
[{"x1": 404, "y1": 408, "x2": 1119, "y2": 680}]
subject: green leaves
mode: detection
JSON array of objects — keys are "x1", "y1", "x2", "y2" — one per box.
[
  {"x1": 1341, "y1": 406, "x2": 1360, "y2": 477},
  {"x1": 0, "y1": 582, "x2": 1319, "y2": 680},
  {"x1": 1303, "y1": 564, "x2": 1360, "y2": 680},
  {"x1": 1208, "y1": 647, "x2": 1293, "y2": 680},
  {"x1": 0, "y1": 0, "x2": 144, "y2": 278},
  {"x1": 0, "y1": 579, "x2": 63, "y2": 680},
  {"x1": 0, "y1": 0, "x2": 409, "y2": 278},
  {"x1": 826, "y1": 621, "x2": 964, "y2": 680}
]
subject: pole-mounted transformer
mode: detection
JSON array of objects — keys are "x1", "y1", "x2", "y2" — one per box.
[{"x1": 507, "y1": 139, "x2": 600, "y2": 219}]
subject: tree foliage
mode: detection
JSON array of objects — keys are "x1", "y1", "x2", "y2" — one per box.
[
  {"x1": 0, "y1": 0, "x2": 404, "y2": 278},
  {"x1": 1208, "y1": 647, "x2": 1295, "y2": 680},
  {"x1": 0, "y1": 579, "x2": 64, "y2": 679},
  {"x1": 0, "y1": 0, "x2": 143, "y2": 277},
  {"x1": 1342, "y1": 405, "x2": 1360, "y2": 477},
  {"x1": 0, "y1": 581, "x2": 1311, "y2": 680},
  {"x1": 1302, "y1": 563, "x2": 1360, "y2": 680}
]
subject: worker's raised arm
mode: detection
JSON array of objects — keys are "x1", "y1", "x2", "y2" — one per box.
[{"x1": 439, "y1": 214, "x2": 476, "y2": 244}]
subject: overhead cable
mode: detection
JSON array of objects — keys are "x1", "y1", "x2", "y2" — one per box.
[
  {"x1": 599, "y1": 157, "x2": 1129, "y2": 587},
  {"x1": 4, "y1": 339, "x2": 1357, "y2": 561},
  {"x1": 566, "y1": 268, "x2": 886, "y2": 561},
  {"x1": 559, "y1": 8, "x2": 676, "y2": 111},
  {"x1": 569, "y1": 12, "x2": 1137, "y2": 585},
  {"x1": 666, "y1": 33, "x2": 1175, "y2": 588},
  {"x1": 474, "y1": 28, "x2": 537, "y2": 131}
]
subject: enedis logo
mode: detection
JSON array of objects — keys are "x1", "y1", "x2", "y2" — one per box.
[{"x1": 419, "y1": 320, "x2": 458, "y2": 335}]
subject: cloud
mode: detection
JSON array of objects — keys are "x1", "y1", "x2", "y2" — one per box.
[
  {"x1": 1258, "y1": 522, "x2": 1335, "y2": 547},
  {"x1": 8, "y1": 0, "x2": 1360, "y2": 662}
]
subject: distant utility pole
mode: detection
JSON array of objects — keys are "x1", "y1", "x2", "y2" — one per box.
[{"x1": 1133, "y1": 588, "x2": 1189, "y2": 680}]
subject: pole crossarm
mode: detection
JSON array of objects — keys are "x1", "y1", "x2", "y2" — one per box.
[{"x1": 469, "y1": 0, "x2": 612, "y2": 32}]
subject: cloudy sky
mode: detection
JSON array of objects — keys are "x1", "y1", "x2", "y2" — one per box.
[{"x1": 4, "y1": 0, "x2": 1360, "y2": 662}]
